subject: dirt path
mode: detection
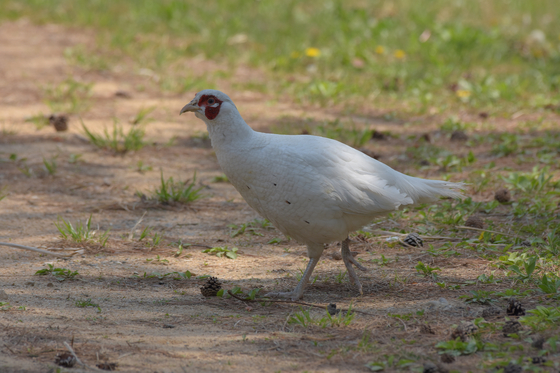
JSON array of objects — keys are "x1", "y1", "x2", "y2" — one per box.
[{"x1": 0, "y1": 20, "x2": 553, "y2": 372}]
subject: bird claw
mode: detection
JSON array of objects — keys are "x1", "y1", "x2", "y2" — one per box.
[{"x1": 348, "y1": 255, "x2": 367, "y2": 272}]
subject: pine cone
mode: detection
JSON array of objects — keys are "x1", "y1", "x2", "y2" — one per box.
[
  {"x1": 503, "y1": 363, "x2": 522, "y2": 373},
  {"x1": 200, "y1": 276, "x2": 222, "y2": 297},
  {"x1": 420, "y1": 324, "x2": 435, "y2": 335},
  {"x1": 450, "y1": 130, "x2": 468, "y2": 141},
  {"x1": 531, "y1": 356, "x2": 546, "y2": 365},
  {"x1": 506, "y1": 298, "x2": 525, "y2": 316},
  {"x1": 481, "y1": 306, "x2": 502, "y2": 318},
  {"x1": 465, "y1": 215, "x2": 484, "y2": 229},
  {"x1": 55, "y1": 352, "x2": 76, "y2": 367},
  {"x1": 440, "y1": 353, "x2": 455, "y2": 364},
  {"x1": 327, "y1": 303, "x2": 340, "y2": 316},
  {"x1": 494, "y1": 188, "x2": 511, "y2": 203},
  {"x1": 531, "y1": 334, "x2": 545, "y2": 349},
  {"x1": 404, "y1": 232, "x2": 423, "y2": 247},
  {"x1": 49, "y1": 114, "x2": 68, "y2": 132},
  {"x1": 503, "y1": 320, "x2": 522, "y2": 336}
]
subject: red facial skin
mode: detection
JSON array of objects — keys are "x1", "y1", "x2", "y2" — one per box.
[{"x1": 197, "y1": 95, "x2": 223, "y2": 120}]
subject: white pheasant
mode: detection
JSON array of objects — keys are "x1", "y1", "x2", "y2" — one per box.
[{"x1": 180, "y1": 90, "x2": 464, "y2": 300}]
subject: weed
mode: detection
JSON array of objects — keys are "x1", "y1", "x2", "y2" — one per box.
[
  {"x1": 288, "y1": 305, "x2": 354, "y2": 328},
  {"x1": 335, "y1": 270, "x2": 347, "y2": 284},
  {"x1": 43, "y1": 77, "x2": 92, "y2": 113},
  {"x1": 35, "y1": 264, "x2": 79, "y2": 281},
  {"x1": 68, "y1": 153, "x2": 82, "y2": 164},
  {"x1": 130, "y1": 106, "x2": 155, "y2": 125},
  {"x1": 136, "y1": 160, "x2": 152, "y2": 173},
  {"x1": 365, "y1": 354, "x2": 416, "y2": 371},
  {"x1": 75, "y1": 298, "x2": 101, "y2": 312},
  {"x1": 42, "y1": 156, "x2": 57, "y2": 175},
  {"x1": 203, "y1": 246, "x2": 238, "y2": 259},
  {"x1": 460, "y1": 290, "x2": 496, "y2": 304},
  {"x1": 146, "y1": 255, "x2": 168, "y2": 264},
  {"x1": 520, "y1": 306, "x2": 560, "y2": 332},
  {"x1": 211, "y1": 174, "x2": 229, "y2": 183},
  {"x1": 82, "y1": 119, "x2": 146, "y2": 154},
  {"x1": 55, "y1": 215, "x2": 110, "y2": 246},
  {"x1": 25, "y1": 114, "x2": 50, "y2": 130},
  {"x1": 138, "y1": 226, "x2": 153, "y2": 241},
  {"x1": 415, "y1": 261, "x2": 440, "y2": 280},
  {"x1": 146, "y1": 170, "x2": 204, "y2": 204},
  {"x1": 435, "y1": 338, "x2": 481, "y2": 356},
  {"x1": 0, "y1": 186, "x2": 8, "y2": 202}
]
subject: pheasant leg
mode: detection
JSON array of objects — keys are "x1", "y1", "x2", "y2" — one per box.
[
  {"x1": 341, "y1": 238, "x2": 366, "y2": 295},
  {"x1": 265, "y1": 257, "x2": 319, "y2": 301}
]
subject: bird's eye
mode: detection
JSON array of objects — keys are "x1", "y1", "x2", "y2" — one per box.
[{"x1": 208, "y1": 98, "x2": 215, "y2": 105}]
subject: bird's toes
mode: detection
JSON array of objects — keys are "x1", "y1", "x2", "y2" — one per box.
[{"x1": 350, "y1": 257, "x2": 367, "y2": 271}]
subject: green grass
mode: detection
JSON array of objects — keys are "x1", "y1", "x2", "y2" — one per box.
[
  {"x1": 82, "y1": 120, "x2": 146, "y2": 154},
  {"x1": 43, "y1": 77, "x2": 92, "y2": 114},
  {"x1": 143, "y1": 170, "x2": 205, "y2": 205},
  {"x1": 55, "y1": 215, "x2": 110, "y2": 246},
  {"x1": 1, "y1": 0, "x2": 559, "y2": 114}
]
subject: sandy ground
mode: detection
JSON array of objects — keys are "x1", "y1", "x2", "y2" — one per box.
[{"x1": 0, "y1": 19, "x2": 558, "y2": 373}]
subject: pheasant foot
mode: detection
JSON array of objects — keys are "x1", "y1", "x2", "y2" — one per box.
[{"x1": 341, "y1": 238, "x2": 365, "y2": 295}]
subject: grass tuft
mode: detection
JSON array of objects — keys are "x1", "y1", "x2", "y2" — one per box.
[
  {"x1": 143, "y1": 169, "x2": 204, "y2": 205},
  {"x1": 55, "y1": 215, "x2": 110, "y2": 246},
  {"x1": 82, "y1": 119, "x2": 146, "y2": 154}
]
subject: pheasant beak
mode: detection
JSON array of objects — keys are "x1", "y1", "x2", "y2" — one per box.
[{"x1": 179, "y1": 100, "x2": 201, "y2": 115}]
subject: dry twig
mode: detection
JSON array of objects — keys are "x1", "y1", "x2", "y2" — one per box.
[
  {"x1": 227, "y1": 290, "x2": 375, "y2": 316},
  {"x1": 0, "y1": 242, "x2": 83, "y2": 258}
]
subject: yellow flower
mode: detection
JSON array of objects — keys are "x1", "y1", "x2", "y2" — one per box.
[
  {"x1": 290, "y1": 51, "x2": 300, "y2": 58},
  {"x1": 456, "y1": 90, "x2": 471, "y2": 98},
  {"x1": 394, "y1": 49, "x2": 406, "y2": 59},
  {"x1": 375, "y1": 46, "x2": 385, "y2": 54},
  {"x1": 305, "y1": 48, "x2": 321, "y2": 57}
]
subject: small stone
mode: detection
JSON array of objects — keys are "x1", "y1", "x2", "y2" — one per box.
[
  {"x1": 423, "y1": 362, "x2": 448, "y2": 373},
  {"x1": 482, "y1": 306, "x2": 502, "y2": 318},
  {"x1": 450, "y1": 328, "x2": 466, "y2": 342},
  {"x1": 531, "y1": 334, "x2": 545, "y2": 349},
  {"x1": 115, "y1": 90, "x2": 132, "y2": 99},
  {"x1": 502, "y1": 320, "x2": 522, "y2": 336},
  {"x1": 506, "y1": 298, "x2": 525, "y2": 316},
  {"x1": 327, "y1": 303, "x2": 340, "y2": 316},
  {"x1": 495, "y1": 188, "x2": 511, "y2": 203},
  {"x1": 450, "y1": 130, "x2": 468, "y2": 141},
  {"x1": 440, "y1": 353, "x2": 455, "y2": 364},
  {"x1": 54, "y1": 352, "x2": 76, "y2": 367},
  {"x1": 420, "y1": 324, "x2": 435, "y2": 334},
  {"x1": 503, "y1": 362, "x2": 522, "y2": 373},
  {"x1": 0, "y1": 290, "x2": 8, "y2": 301},
  {"x1": 459, "y1": 321, "x2": 478, "y2": 335},
  {"x1": 96, "y1": 362, "x2": 118, "y2": 371},
  {"x1": 465, "y1": 215, "x2": 484, "y2": 229},
  {"x1": 48, "y1": 114, "x2": 68, "y2": 132}
]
